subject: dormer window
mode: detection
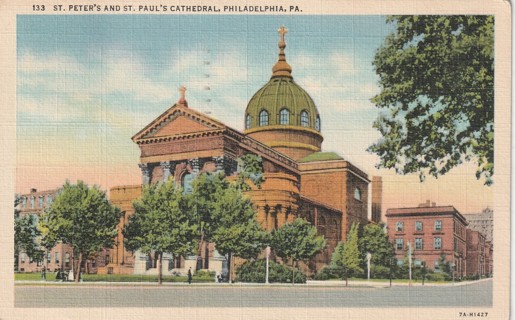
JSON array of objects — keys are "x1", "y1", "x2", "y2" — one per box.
[
  {"x1": 300, "y1": 111, "x2": 309, "y2": 127},
  {"x1": 315, "y1": 116, "x2": 321, "y2": 131},
  {"x1": 279, "y1": 108, "x2": 290, "y2": 125},
  {"x1": 259, "y1": 110, "x2": 269, "y2": 126}
]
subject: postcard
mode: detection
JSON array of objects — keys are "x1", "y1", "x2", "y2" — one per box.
[{"x1": 0, "y1": 0, "x2": 511, "y2": 319}]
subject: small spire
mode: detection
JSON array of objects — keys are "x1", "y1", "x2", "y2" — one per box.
[
  {"x1": 272, "y1": 26, "x2": 292, "y2": 78},
  {"x1": 178, "y1": 85, "x2": 188, "y2": 107}
]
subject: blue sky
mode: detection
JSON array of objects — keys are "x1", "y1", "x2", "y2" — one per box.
[{"x1": 16, "y1": 14, "x2": 492, "y2": 214}]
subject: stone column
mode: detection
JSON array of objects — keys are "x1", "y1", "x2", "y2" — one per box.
[
  {"x1": 213, "y1": 155, "x2": 237, "y2": 176},
  {"x1": 188, "y1": 158, "x2": 200, "y2": 175},
  {"x1": 160, "y1": 161, "x2": 176, "y2": 182},
  {"x1": 139, "y1": 163, "x2": 151, "y2": 185}
]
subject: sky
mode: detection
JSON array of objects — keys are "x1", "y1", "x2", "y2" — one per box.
[{"x1": 16, "y1": 14, "x2": 493, "y2": 215}]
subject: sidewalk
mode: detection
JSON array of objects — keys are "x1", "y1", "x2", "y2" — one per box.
[{"x1": 15, "y1": 278, "x2": 492, "y2": 288}]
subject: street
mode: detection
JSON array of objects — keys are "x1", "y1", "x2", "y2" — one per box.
[{"x1": 15, "y1": 279, "x2": 492, "y2": 308}]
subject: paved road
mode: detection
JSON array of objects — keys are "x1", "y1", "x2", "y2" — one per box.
[{"x1": 15, "y1": 279, "x2": 492, "y2": 308}]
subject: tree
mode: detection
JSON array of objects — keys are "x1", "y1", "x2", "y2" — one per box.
[
  {"x1": 123, "y1": 180, "x2": 198, "y2": 284},
  {"x1": 369, "y1": 16, "x2": 494, "y2": 185},
  {"x1": 272, "y1": 218, "x2": 326, "y2": 284},
  {"x1": 187, "y1": 154, "x2": 267, "y2": 282},
  {"x1": 341, "y1": 223, "x2": 363, "y2": 277},
  {"x1": 209, "y1": 185, "x2": 269, "y2": 282},
  {"x1": 14, "y1": 196, "x2": 44, "y2": 270},
  {"x1": 40, "y1": 181, "x2": 120, "y2": 282},
  {"x1": 359, "y1": 223, "x2": 395, "y2": 272}
]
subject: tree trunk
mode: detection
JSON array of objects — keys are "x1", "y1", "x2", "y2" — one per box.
[
  {"x1": 227, "y1": 252, "x2": 233, "y2": 283},
  {"x1": 75, "y1": 253, "x2": 83, "y2": 283},
  {"x1": 157, "y1": 252, "x2": 163, "y2": 285},
  {"x1": 292, "y1": 259, "x2": 295, "y2": 285}
]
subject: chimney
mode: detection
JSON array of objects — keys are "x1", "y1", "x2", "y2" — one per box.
[
  {"x1": 371, "y1": 176, "x2": 382, "y2": 223},
  {"x1": 419, "y1": 200, "x2": 431, "y2": 207},
  {"x1": 30, "y1": 188, "x2": 37, "y2": 193},
  {"x1": 432, "y1": 202, "x2": 436, "y2": 207}
]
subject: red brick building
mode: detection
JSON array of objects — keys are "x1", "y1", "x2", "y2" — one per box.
[
  {"x1": 101, "y1": 27, "x2": 379, "y2": 276},
  {"x1": 466, "y1": 229, "x2": 488, "y2": 277},
  {"x1": 386, "y1": 201, "x2": 468, "y2": 276},
  {"x1": 16, "y1": 188, "x2": 70, "y2": 273}
]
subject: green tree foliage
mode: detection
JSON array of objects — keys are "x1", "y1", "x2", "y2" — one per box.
[
  {"x1": 369, "y1": 16, "x2": 494, "y2": 185},
  {"x1": 330, "y1": 241, "x2": 345, "y2": 268},
  {"x1": 187, "y1": 154, "x2": 267, "y2": 282},
  {"x1": 342, "y1": 223, "x2": 363, "y2": 277},
  {"x1": 14, "y1": 196, "x2": 44, "y2": 270},
  {"x1": 236, "y1": 154, "x2": 265, "y2": 191},
  {"x1": 359, "y1": 223, "x2": 395, "y2": 272},
  {"x1": 236, "y1": 259, "x2": 306, "y2": 283},
  {"x1": 123, "y1": 180, "x2": 198, "y2": 284},
  {"x1": 40, "y1": 181, "x2": 120, "y2": 282},
  {"x1": 272, "y1": 218, "x2": 326, "y2": 283}
]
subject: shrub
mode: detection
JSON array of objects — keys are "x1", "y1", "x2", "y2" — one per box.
[
  {"x1": 195, "y1": 270, "x2": 215, "y2": 278},
  {"x1": 236, "y1": 259, "x2": 306, "y2": 283},
  {"x1": 370, "y1": 265, "x2": 390, "y2": 279},
  {"x1": 314, "y1": 266, "x2": 343, "y2": 280},
  {"x1": 426, "y1": 272, "x2": 447, "y2": 282}
]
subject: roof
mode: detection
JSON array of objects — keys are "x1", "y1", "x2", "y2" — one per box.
[
  {"x1": 386, "y1": 205, "x2": 468, "y2": 225},
  {"x1": 297, "y1": 152, "x2": 344, "y2": 163}
]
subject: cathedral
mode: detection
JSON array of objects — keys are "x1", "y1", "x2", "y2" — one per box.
[{"x1": 101, "y1": 26, "x2": 382, "y2": 276}]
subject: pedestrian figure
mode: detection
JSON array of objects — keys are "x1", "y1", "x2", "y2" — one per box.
[
  {"x1": 56, "y1": 269, "x2": 61, "y2": 281},
  {"x1": 187, "y1": 267, "x2": 192, "y2": 284},
  {"x1": 41, "y1": 266, "x2": 46, "y2": 281}
]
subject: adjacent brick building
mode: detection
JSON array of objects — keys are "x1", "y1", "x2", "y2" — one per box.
[
  {"x1": 386, "y1": 201, "x2": 468, "y2": 276},
  {"x1": 16, "y1": 188, "x2": 70, "y2": 273}
]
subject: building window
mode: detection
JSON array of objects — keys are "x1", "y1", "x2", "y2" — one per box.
[
  {"x1": 434, "y1": 220, "x2": 442, "y2": 231},
  {"x1": 279, "y1": 108, "x2": 290, "y2": 125},
  {"x1": 434, "y1": 261, "x2": 440, "y2": 272},
  {"x1": 47, "y1": 252, "x2": 51, "y2": 263},
  {"x1": 38, "y1": 196, "x2": 44, "y2": 208},
  {"x1": 395, "y1": 222, "x2": 404, "y2": 232},
  {"x1": 395, "y1": 238, "x2": 404, "y2": 250},
  {"x1": 259, "y1": 110, "x2": 269, "y2": 126},
  {"x1": 46, "y1": 195, "x2": 53, "y2": 206},
  {"x1": 434, "y1": 237, "x2": 442, "y2": 250},
  {"x1": 21, "y1": 253, "x2": 26, "y2": 263},
  {"x1": 65, "y1": 252, "x2": 70, "y2": 263},
  {"x1": 354, "y1": 188, "x2": 362, "y2": 201},
  {"x1": 181, "y1": 173, "x2": 194, "y2": 195},
  {"x1": 30, "y1": 196, "x2": 35, "y2": 209},
  {"x1": 21, "y1": 197, "x2": 27, "y2": 208},
  {"x1": 300, "y1": 111, "x2": 309, "y2": 127},
  {"x1": 315, "y1": 116, "x2": 321, "y2": 131},
  {"x1": 415, "y1": 238, "x2": 423, "y2": 250},
  {"x1": 55, "y1": 252, "x2": 59, "y2": 264},
  {"x1": 415, "y1": 221, "x2": 423, "y2": 231},
  {"x1": 245, "y1": 114, "x2": 251, "y2": 129}
]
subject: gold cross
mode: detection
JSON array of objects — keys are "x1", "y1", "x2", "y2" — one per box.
[{"x1": 278, "y1": 25, "x2": 288, "y2": 43}]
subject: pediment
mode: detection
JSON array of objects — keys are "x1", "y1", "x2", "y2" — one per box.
[{"x1": 132, "y1": 105, "x2": 227, "y2": 142}]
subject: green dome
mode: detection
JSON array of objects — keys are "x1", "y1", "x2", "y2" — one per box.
[{"x1": 244, "y1": 77, "x2": 321, "y2": 131}]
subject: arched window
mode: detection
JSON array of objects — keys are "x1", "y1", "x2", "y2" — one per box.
[
  {"x1": 300, "y1": 111, "x2": 309, "y2": 127},
  {"x1": 259, "y1": 110, "x2": 269, "y2": 126},
  {"x1": 182, "y1": 173, "x2": 194, "y2": 194},
  {"x1": 315, "y1": 116, "x2": 321, "y2": 131},
  {"x1": 279, "y1": 108, "x2": 290, "y2": 125},
  {"x1": 354, "y1": 188, "x2": 361, "y2": 201},
  {"x1": 245, "y1": 114, "x2": 251, "y2": 129}
]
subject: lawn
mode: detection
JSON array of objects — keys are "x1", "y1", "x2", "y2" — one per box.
[{"x1": 15, "y1": 272, "x2": 215, "y2": 283}]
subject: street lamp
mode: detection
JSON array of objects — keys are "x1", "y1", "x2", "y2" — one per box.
[
  {"x1": 265, "y1": 246, "x2": 270, "y2": 284},
  {"x1": 366, "y1": 252, "x2": 372, "y2": 281},
  {"x1": 450, "y1": 262, "x2": 456, "y2": 285}
]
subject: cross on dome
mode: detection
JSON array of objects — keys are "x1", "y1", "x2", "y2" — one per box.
[{"x1": 278, "y1": 25, "x2": 288, "y2": 45}]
